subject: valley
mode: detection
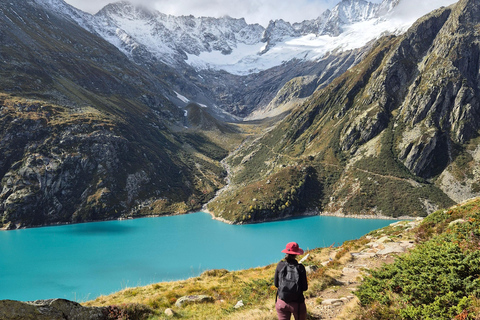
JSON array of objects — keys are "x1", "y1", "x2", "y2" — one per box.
[
  {"x1": 1, "y1": 0, "x2": 478, "y2": 231},
  {"x1": 2, "y1": 0, "x2": 480, "y2": 318}
]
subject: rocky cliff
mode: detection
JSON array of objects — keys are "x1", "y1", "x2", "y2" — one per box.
[{"x1": 207, "y1": 0, "x2": 480, "y2": 223}]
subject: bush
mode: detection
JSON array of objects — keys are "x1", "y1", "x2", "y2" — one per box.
[{"x1": 356, "y1": 231, "x2": 480, "y2": 319}]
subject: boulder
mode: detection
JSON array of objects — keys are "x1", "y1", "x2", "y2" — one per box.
[
  {"x1": 449, "y1": 219, "x2": 466, "y2": 226},
  {"x1": 321, "y1": 298, "x2": 344, "y2": 306},
  {"x1": 376, "y1": 243, "x2": 407, "y2": 255},
  {"x1": 305, "y1": 265, "x2": 318, "y2": 274},
  {"x1": 234, "y1": 300, "x2": 244, "y2": 309}
]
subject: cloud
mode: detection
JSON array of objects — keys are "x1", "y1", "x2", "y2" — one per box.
[
  {"x1": 153, "y1": 0, "x2": 334, "y2": 25},
  {"x1": 64, "y1": 0, "x2": 452, "y2": 27},
  {"x1": 390, "y1": 0, "x2": 458, "y2": 22},
  {"x1": 64, "y1": 0, "x2": 337, "y2": 26}
]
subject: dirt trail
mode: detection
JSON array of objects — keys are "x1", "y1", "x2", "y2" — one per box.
[{"x1": 304, "y1": 219, "x2": 421, "y2": 319}]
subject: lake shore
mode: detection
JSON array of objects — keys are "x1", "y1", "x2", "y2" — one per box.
[
  {"x1": 1, "y1": 206, "x2": 418, "y2": 231},
  {"x1": 203, "y1": 207, "x2": 419, "y2": 225}
]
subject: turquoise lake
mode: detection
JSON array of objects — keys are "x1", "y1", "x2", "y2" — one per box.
[{"x1": 0, "y1": 212, "x2": 397, "y2": 302}]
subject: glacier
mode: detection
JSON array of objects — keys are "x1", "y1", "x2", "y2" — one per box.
[{"x1": 35, "y1": 0, "x2": 458, "y2": 76}]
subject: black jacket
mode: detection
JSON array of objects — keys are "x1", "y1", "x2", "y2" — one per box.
[{"x1": 274, "y1": 259, "x2": 308, "y2": 302}]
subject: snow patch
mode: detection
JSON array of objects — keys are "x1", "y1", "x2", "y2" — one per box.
[
  {"x1": 37, "y1": 0, "x2": 458, "y2": 77},
  {"x1": 186, "y1": 15, "x2": 412, "y2": 75},
  {"x1": 175, "y1": 91, "x2": 190, "y2": 103}
]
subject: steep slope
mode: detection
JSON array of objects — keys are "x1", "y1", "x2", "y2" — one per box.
[
  {"x1": 0, "y1": 1, "x2": 232, "y2": 229},
  {"x1": 207, "y1": 0, "x2": 480, "y2": 223}
]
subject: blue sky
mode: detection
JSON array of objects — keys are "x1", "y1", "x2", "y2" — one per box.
[{"x1": 63, "y1": 0, "x2": 384, "y2": 26}]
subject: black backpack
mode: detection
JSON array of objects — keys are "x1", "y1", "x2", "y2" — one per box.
[{"x1": 277, "y1": 263, "x2": 301, "y2": 302}]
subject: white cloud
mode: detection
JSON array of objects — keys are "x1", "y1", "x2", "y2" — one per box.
[
  {"x1": 151, "y1": 0, "x2": 332, "y2": 25},
  {"x1": 392, "y1": 0, "x2": 457, "y2": 20},
  {"x1": 63, "y1": 0, "x2": 454, "y2": 27},
  {"x1": 63, "y1": 0, "x2": 374, "y2": 26}
]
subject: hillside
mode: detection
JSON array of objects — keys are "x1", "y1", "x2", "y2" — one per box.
[
  {"x1": 207, "y1": 0, "x2": 480, "y2": 223},
  {"x1": 0, "y1": 1, "x2": 240, "y2": 229}
]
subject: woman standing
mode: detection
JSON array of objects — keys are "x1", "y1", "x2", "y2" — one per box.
[{"x1": 274, "y1": 242, "x2": 308, "y2": 320}]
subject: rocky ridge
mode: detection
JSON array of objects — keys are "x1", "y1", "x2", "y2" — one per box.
[
  {"x1": 0, "y1": 299, "x2": 106, "y2": 320},
  {"x1": 0, "y1": 0, "x2": 476, "y2": 229},
  {"x1": 79, "y1": 0, "x2": 398, "y2": 67},
  {"x1": 66, "y1": 0, "x2": 402, "y2": 118}
]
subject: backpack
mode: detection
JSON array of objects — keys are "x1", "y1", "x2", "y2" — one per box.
[{"x1": 277, "y1": 263, "x2": 301, "y2": 302}]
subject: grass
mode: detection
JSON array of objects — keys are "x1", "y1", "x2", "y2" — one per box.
[{"x1": 84, "y1": 264, "x2": 280, "y2": 319}]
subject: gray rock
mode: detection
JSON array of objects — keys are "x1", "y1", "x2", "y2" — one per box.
[
  {"x1": 175, "y1": 295, "x2": 214, "y2": 308},
  {"x1": 164, "y1": 308, "x2": 175, "y2": 317},
  {"x1": 305, "y1": 265, "x2": 318, "y2": 274},
  {"x1": 449, "y1": 219, "x2": 466, "y2": 226},
  {"x1": 0, "y1": 299, "x2": 106, "y2": 320},
  {"x1": 376, "y1": 243, "x2": 407, "y2": 255},
  {"x1": 321, "y1": 298, "x2": 344, "y2": 306}
]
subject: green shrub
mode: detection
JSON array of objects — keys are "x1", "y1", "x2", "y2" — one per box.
[{"x1": 356, "y1": 235, "x2": 480, "y2": 319}]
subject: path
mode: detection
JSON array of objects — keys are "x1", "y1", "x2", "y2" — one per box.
[{"x1": 304, "y1": 219, "x2": 420, "y2": 319}]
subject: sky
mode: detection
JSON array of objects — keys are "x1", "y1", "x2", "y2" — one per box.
[{"x1": 63, "y1": 0, "x2": 384, "y2": 26}]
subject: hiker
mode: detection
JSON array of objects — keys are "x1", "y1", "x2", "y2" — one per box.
[{"x1": 274, "y1": 242, "x2": 308, "y2": 320}]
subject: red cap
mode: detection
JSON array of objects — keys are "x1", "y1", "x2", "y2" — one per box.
[{"x1": 281, "y1": 242, "x2": 304, "y2": 255}]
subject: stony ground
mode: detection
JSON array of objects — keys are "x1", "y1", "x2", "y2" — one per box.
[{"x1": 304, "y1": 219, "x2": 421, "y2": 320}]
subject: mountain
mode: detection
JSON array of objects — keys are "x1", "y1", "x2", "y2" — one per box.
[
  {"x1": 206, "y1": 0, "x2": 480, "y2": 223},
  {"x1": 80, "y1": 0, "x2": 400, "y2": 73},
  {"x1": 56, "y1": 0, "x2": 408, "y2": 119},
  {"x1": 0, "y1": 0, "x2": 471, "y2": 229},
  {"x1": 0, "y1": 0, "x2": 234, "y2": 229}
]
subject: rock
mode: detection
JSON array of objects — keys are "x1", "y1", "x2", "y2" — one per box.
[
  {"x1": 389, "y1": 221, "x2": 403, "y2": 227},
  {"x1": 234, "y1": 300, "x2": 244, "y2": 309},
  {"x1": 353, "y1": 252, "x2": 377, "y2": 258},
  {"x1": 376, "y1": 236, "x2": 391, "y2": 244},
  {"x1": 175, "y1": 295, "x2": 214, "y2": 308},
  {"x1": 449, "y1": 219, "x2": 466, "y2": 226},
  {"x1": 0, "y1": 299, "x2": 106, "y2": 320},
  {"x1": 321, "y1": 298, "x2": 344, "y2": 306},
  {"x1": 376, "y1": 243, "x2": 406, "y2": 255},
  {"x1": 164, "y1": 308, "x2": 175, "y2": 317},
  {"x1": 305, "y1": 265, "x2": 318, "y2": 274},
  {"x1": 342, "y1": 267, "x2": 359, "y2": 275}
]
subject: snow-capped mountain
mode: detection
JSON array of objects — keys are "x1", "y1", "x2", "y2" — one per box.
[
  {"x1": 85, "y1": 0, "x2": 402, "y2": 74},
  {"x1": 30, "y1": 0, "x2": 459, "y2": 119},
  {"x1": 34, "y1": 0, "x2": 456, "y2": 76}
]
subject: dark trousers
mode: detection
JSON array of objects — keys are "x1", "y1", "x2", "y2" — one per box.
[{"x1": 275, "y1": 298, "x2": 307, "y2": 320}]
